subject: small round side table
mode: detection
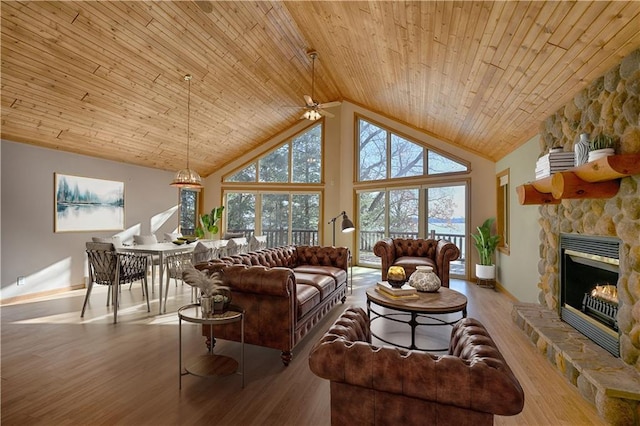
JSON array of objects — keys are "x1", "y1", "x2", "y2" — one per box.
[{"x1": 178, "y1": 303, "x2": 244, "y2": 389}]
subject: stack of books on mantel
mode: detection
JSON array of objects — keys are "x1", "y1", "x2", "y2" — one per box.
[
  {"x1": 376, "y1": 281, "x2": 419, "y2": 299},
  {"x1": 535, "y1": 151, "x2": 575, "y2": 179}
]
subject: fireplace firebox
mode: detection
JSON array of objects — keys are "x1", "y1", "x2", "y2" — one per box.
[{"x1": 559, "y1": 234, "x2": 620, "y2": 357}]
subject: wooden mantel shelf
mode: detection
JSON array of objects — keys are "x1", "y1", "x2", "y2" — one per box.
[{"x1": 516, "y1": 154, "x2": 640, "y2": 205}]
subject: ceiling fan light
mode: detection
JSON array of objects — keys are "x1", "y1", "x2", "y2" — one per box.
[
  {"x1": 304, "y1": 110, "x2": 321, "y2": 121},
  {"x1": 171, "y1": 167, "x2": 203, "y2": 190}
]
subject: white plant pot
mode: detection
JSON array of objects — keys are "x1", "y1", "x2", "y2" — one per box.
[
  {"x1": 476, "y1": 264, "x2": 495, "y2": 280},
  {"x1": 587, "y1": 148, "x2": 614, "y2": 162}
]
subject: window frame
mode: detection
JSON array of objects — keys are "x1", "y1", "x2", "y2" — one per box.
[
  {"x1": 496, "y1": 168, "x2": 510, "y2": 255},
  {"x1": 355, "y1": 114, "x2": 470, "y2": 183}
]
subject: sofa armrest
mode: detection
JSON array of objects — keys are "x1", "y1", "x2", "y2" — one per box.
[
  {"x1": 373, "y1": 238, "x2": 395, "y2": 280},
  {"x1": 435, "y1": 239, "x2": 460, "y2": 286},
  {"x1": 309, "y1": 309, "x2": 524, "y2": 417},
  {"x1": 295, "y1": 245, "x2": 349, "y2": 271}
]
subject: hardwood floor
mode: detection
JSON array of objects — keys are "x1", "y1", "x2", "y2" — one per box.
[{"x1": 1, "y1": 267, "x2": 605, "y2": 425}]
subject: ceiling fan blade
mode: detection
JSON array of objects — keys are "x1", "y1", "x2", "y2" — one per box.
[
  {"x1": 303, "y1": 94, "x2": 315, "y2": 107},
  {"x1": 317, "y1": 101, "x2": 341, "y2": 109},
  {"x1": 319, "y1": 109, "x2": 335, "y2": 118}
]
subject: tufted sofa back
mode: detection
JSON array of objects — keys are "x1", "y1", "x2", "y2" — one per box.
[
  {"x1": 215, "y1": 245, "x2": 349, "y2": 271},
  {"x1": 393, "y1": 238, "x2": 438, "y2": 258}
]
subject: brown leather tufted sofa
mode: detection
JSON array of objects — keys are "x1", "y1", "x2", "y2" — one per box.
[
  {"x1": 309, "y1": 307, "x2": 524, "y2": 425},
  {"x1": 196, "y1": 245, "x2": 349, "y2": 365},
  {"x1": 374, "y1": 237, "x2": 460, "y2": 287}
]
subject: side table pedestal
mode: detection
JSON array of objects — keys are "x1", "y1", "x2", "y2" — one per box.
[{"x1": 178, "y1": 303, "x2": 244, "y2": 389}]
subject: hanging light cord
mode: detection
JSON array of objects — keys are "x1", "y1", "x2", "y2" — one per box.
[
  {"x1": 311, "y1": 54, "x2": 315, "y2": 101},
  {"x1": 185, "y1": 74, "x2": 192, "y2": 169}
]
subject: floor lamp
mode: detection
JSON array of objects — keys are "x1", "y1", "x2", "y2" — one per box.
[
  {"x1": 328, "y1": 211, "x2": 355, "y2": 294},
  {"x1": 328, "y1": 211, "x2": 355, "y2": 246}
]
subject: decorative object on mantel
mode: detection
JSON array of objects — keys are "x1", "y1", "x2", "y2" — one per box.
[
  {"x1": 535, "y1": 150, "x2": 575, "y2": 179},
  {"x1": 408, "y1": 265, "x2": 441, "y2": 292},
  {"x1": 386, "y1": 266, "x2": 406, "y2": 288},
  {"x1": 574, "y1": 133, "x2": 590, "y2": 166},
  {"x1": 170, "y1": 74, "x2": 203, "y2": 190},
  {"x1": 182, "y1": 265, "x2": 230, "y2": 317},
  {"x1": 516, "y1": 154, "x2": 640, "y2": 205},
  {"x1": 588, "y1": 134, "x2": 616, "y2": 163}
]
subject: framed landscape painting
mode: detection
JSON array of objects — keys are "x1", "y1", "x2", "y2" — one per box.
[{"x1": 54, "y1": 173, "x2": 125, "y2": 232}]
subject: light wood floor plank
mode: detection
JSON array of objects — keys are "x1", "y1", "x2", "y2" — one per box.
[{"x1": 1, "y1": 267, "x2": 604, "y2": 425}]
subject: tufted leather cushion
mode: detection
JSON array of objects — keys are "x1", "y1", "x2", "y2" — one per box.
[
  {"x1": 294, "y1": 272, "x2": 336, "y2": 299},
  {"x1": 309, "y1": 308, "x2": 525, "y2": 424},
  {"x1": 374, "y1": 237, "x2": 460, "y2": 287}
]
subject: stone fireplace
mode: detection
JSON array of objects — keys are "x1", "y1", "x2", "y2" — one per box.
[{"x1": 512, "y1": 48, "x2": 640, "y2": 423}]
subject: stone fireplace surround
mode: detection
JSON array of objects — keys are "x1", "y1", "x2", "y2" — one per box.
[{"x1": 513, "y1": 49, "x2": 640, "y2": 424}]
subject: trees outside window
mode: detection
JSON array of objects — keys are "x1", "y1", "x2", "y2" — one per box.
[
  {"x1": 357, "y1": 117, "x2": 468, "y2": 181},
  {"x1": 225, "y1": 191, "x2": 320, "y2": 247},
  {"x1": 179, "y1": 188, "x2": 198, "y2": 235},
  {"x1": 356, "y1": 115, "x2": 469, "y2": 277},
  {"x1": 222, "y1": 123, "x2": 323, "y2": 247},
  {"x1": 226, "y1": 192, "x2": 256, "y2": 236},
  {"x1": 259, "y1": 145, "x2": 289, "y2": 183},
  {"x1": 292, "y1": 125, "x2": 321, "y2": 183},
  {"x1": 224, "y1": 122, "x2": 322, "y2": 184}
]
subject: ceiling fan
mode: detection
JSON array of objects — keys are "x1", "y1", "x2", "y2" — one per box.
[{"x1": 300, "y1": 51, "x2": 341, "y2": 121}]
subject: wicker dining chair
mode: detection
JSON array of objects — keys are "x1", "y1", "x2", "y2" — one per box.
[
  {"x1": 164, "y1": 251, "x2": 195, "y2": 308},
  {"x1": 82, "y1": 242, "x2": 150, "y2": 323},
  {"x1": 133, "y1": 234, "x2": 160, "y2": 291}
]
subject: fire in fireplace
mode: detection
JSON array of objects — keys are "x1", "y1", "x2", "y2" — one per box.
[{"x1": 560, "y1": 234, "x2": 620, "y2": 357}]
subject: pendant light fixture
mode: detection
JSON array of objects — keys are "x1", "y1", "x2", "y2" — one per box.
[{"x1": 171, "y1": 74, "x2": 203, "y2": 189}]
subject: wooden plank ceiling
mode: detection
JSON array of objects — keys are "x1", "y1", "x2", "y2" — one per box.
[{"x1": 2, "y1": 1, "x2": 640, "y2": 177}]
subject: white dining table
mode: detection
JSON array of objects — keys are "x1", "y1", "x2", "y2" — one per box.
[{"x1": 118, "y1": 242, "x2": 195, "y2": 314}]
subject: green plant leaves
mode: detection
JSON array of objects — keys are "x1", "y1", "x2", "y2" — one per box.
[{"x1": 471, "y1": 217, "x2": 500, "y2": 266}]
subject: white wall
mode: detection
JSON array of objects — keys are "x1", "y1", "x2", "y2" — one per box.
[
  {"x1": 1, "y1": 140, "x2": 180, "y2": 302},
  {"x1": 495, "y1": 135, "x2": 542, "y2": 302},
  {"x1": 204, "y1": 101, "x2": 497, "y2": 277}
]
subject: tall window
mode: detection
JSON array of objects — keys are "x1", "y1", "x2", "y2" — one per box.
[
  {"x1": 223, "y1": 123, "x2": 323, "y2": 246},
  {"x1": 179, "y1": 189, "x2": 199, "y2": 235},
  {"x1": 497, "y1": 169, "x2": 510, "y2": 254},
  {"x1": 225, "y1": 191, "x2": 320, "y2": 247},
  {"x1": 226, "y1": 123, "x2": 322, "y2": 183},
  {"x1": 355, "y1": 115, "x2": 469, "y2": 277}
]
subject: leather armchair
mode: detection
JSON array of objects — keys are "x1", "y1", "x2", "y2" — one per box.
[
  {"x1": 309, "y1": 307, "x2": 525, "y2": 426},
  {"x1": 373, "y1": 237, "x2": 460, "y2": 287}
]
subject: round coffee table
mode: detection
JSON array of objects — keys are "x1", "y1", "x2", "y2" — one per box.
[{"x1": 366, "y1": 286, "x2": 467, "y2": 351}]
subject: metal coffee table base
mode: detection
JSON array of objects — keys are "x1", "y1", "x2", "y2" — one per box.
[
  {"x1": 366, "y1": 286, "x2": 468, "y2": 352},
  {"x1": 367, "y1": 304, "x2": 466, "y2": 351}
]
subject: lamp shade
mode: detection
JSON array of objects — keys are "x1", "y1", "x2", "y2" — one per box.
[
  {"x1": 341, "y1": 214, "x2": 355, "y2": 233},
  {"x1": 171, "y1": 167, "x2": 202, "y2": 189}
]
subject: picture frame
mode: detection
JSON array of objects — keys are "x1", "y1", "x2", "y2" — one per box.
[{"x1": 54, "y1": 173, "x2": 125, "y2": 232}]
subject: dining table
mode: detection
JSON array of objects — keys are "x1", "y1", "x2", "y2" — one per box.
[{"x1": 118, "y1": 242, "x2": 195, "y2": 314}]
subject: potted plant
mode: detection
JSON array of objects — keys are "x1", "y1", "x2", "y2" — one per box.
[
  {"x1": 182, "y1": 265, "x2": 231, "y2": 316},
  {"x1": 195, "y1": 206, "x2": 224, "y2": 240},
  {"x1": 588, "y1": 134, "x2": 616, "y2": 162},
  {"x1": 471, "y1": 217, "x2": 500, "y2": 280}
]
